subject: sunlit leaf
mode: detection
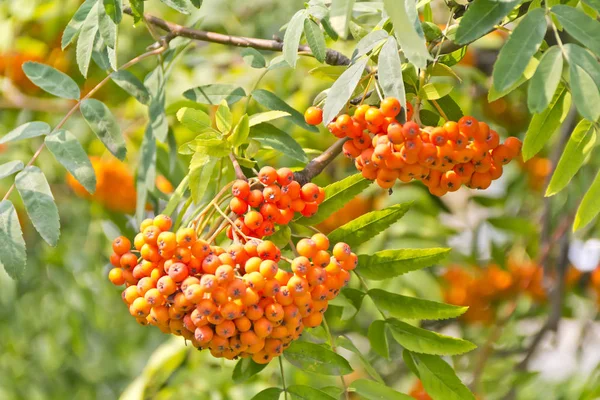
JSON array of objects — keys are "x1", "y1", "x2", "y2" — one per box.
[
  {"x1": 378, "y1": 37, "x2": 406, "y2": 109},
  {"x1": 369, "y1": 289, "x2": 468, "y2": 320},
  {"x1": 103, "y1": 0, "x2": 122, "y2": 23},
  {"x1": 80, "y1": 99, "x2": 127, "y2": 160},
  {"x1": 546, "y1": 120, "x2": 596, "y2": 196},
  {"x1": 184, "y1": 84, "x2": 246, "y2": 106},
  {"x1": 216, "y1": 101, "x2": 233, "y2": 134},
  {"x1": 250, "y1": 388, "x2": 283, "y2": 400},
  {"x1": 368, "y1": 320, "x2": 389, "y2": 359},
  {"x1": 337, "y1": 336, "x2": 384, "y2": 383},
  {"x1": 349, "y1": 379, "x2": 413, "y2": 400},
  {"x1": 304, "y1": 19, "x2": 327, "y2": 63},
  {"x1": 232, "y1": 358, "x2": 268, "y2": 384},
  {"x1": 62, "y1": 0, "x2": 97, "y2": 49},
  {"x1": 136, "y1": 126, "x2": 157, "y2": 222},
  {"x1": 160, "y1": 0, "x2": 190, "y2": 14},
  {"x1": 229, "y1": 114, "x2": 250, "y2": 148},
  {"x1": 329, "y1": 0, "x2": 355, "y2": 39},
  {"x1": 0, "y1": 161, "x2": 24, "y2": 180},
  {"x1": 111, "y1": 70, "x2": 151, "y2": 104},
  {"x1": 249, "y1": 123, "x2": 308, "y2": 163},
  {"x1": 552, "y1": 5, "x2": 600, "y2": 57},
  {"x1": 287, "y1": 385, "x2": 337, "y2": 400},
  {"x1": 387, "y1": 318, "x2": 476, "y2": 355},
  {"x1": 284, "y1": 10, "x2": 308, "y2": 68},
  {"x1": 358, "y1": 248, "x2": 450, "y2": 280},
  {"x1": 252, "y1": 89, "x2": 318, "y2": 132},
  {"x1": 22, "y1": 62, "x2": 80, "y2": 100},
  {"x1": 322, "y1": 58, "x2": 369, "y2": 124},
  {"x1": 406, "y1": 352, "x2": 476, "y2": 400},
  {"x1": 384, "y1": 0, "x2": 431, "y2": 68},
  {"x1": 492, "y1": 8, "x2": 546, "y2": 93},
  {"x1": 15, "y1": 166, "x2": 60, "y2": 247},
  {"x1": 455, "y1": 0, "x2": 522, "y2": 45},
  {"x1": 528, "y1": 46, "x2": 563, "y2": 113},
  {"x1": 45, "y1": 130, "x2": 96, "y2": 194},
  {"x1": 522, "y1": 85, "x2": 571, "y2": 161},
  {"x1": 284, "y1": 341, "x2": 353, "y2": 375},
  {"x1": 298, "y1": 173, "x2": 372, "y2": 225},
  {"x1": 0, "y1": 121, "x2": 51, "y2": 145},
  {"x1": 248, "y1": 111, "x2": 290, "y2": 127},
  {"x1": 76, "y1": 2, "x2": 99, "y2": 77},
  {"x1": 0, "y1": 200, "x2": 26, "y2": 279},
  {"x1": 328, "y1": 203, "x2": 411, "y2": 248},
  {"x1": 574, "y1": 170, "x2": 600, "y2": 231}
]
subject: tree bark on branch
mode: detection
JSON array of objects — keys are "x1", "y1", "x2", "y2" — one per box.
[{"x1": 123, "y1": 7, "x2": 351, "y2": 66}]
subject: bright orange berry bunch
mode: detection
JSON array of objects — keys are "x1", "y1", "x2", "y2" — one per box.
[
  {"x1": 108, "y1": 214, "x2": 356, "y2": 363},
  {"x1": 227, "y1": 166, "x2": 325, "y2": 240},
  {"x1": 305, "y1": 97, "x2": 523, "y2": 196}
]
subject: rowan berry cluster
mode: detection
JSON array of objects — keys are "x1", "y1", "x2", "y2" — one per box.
[
  {"x1": 442, "y1": 261, "x2": 582, "y2": 324},
  {"x1": 304, "y1": 97, "x2": 523, "y2": 196},
  {"x1": 107, "y1": 214, "x2": 356, "y2": 363},
  {"x1": 227, "y1": 166, "x2": 325, "y2": 240}
]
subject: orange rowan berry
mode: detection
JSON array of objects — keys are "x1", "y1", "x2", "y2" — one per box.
[
  {"x1": 303, "y1": 311, "x2": 323, "y2": 328},
  {"x1": 120, "y1": 252, "x2": 138, "y2": 270},
  {"x1": 244, "y1": 271, "x2": 266, "y2": 291},
  {"x1": 332, "y1": 242, "x2": 351, "y2": 261},
  {"x1": 504, "y1": 137, "x2": 522, "y2": 157},
  {"x1": 265, "y1": 303, "x2": 284, "y2": 322},
  {"x1": 263, "y1": 185, "x2": 282, "y2": 203},
  {"x1": 336, "y1": 114, "x2": 352, "y2": 132},
  {"x1": 300, "y1": 183, "x2": 320, "y2": 202},
  {"x1": 312, "y1": 250, "x2": 331, "y2": 268},
  {"x1": 130, "y1": 297, "x2": 151, "y2": 318},
  {"x1": 230, "y1": 197, "x2": 248, "y2": 215},
  {"x1": 191, "y1": 239, "x2": 211, "y2": 260},
  {"x1": 241, "y1": 211, "x2": 261, "y2": 231},
  {"x1": 353, "y1": 104, "x2": 370, "y2": 123},
  {"x1": 259, "y1": 260, "x2": 279, "y2": 279},
  {"x1": 173, "y1": 247, "x2": 192, "y2": 264},
  {"x1": 296, "y1": 238, "x2": 318, "y2": 258},
  {"x1": 489, "y1": 162, "x2": 503, "y2": 180},
  {"x1": 473, "y1": 153, "x2": 492, "y2": 173},
  {"x1": 342, "y1": 253, "x2": 358, "y2": 271},
  {"x1": 353, "y1": 133, "x2": 372, "y2": 150},
  {"x1": 108, "y1": 268, "x2": 125, "y2": 285},
  {"x1": 443, "y1": 121, "x2": 459, "y2": 141},
  {"x1": 454, "y1": 163, "x2": 475, "y2": 184},
  {"x1": 343, "y1": 140, "x2": 361, "y2": 158},
  {"x1": 381, "y1": 97, "x2": 401, "y2": 118},
  {"x1": 140, "y1": 218, "x2": 154, "y2": 232},
  {"x1": 157, "y1": 231, "x2": 176, "y2": 251},
  {"x1": 110, "y1": 253, "x2": 121, "y2": 268},
  {"x1": 141, "y1": 244, "x2": 161, "y2": 263},
  {"x1": 253, "y1": 317, "x2": 273, "y2": 338},
  {"x1": 470, "y1": 172, "x2": 492, "y2": 190},
  {"x1": 275, "y1": 167, "x2": 294, "y2": 186},
  {"x1": 418, "y1": 143, "x2": 438, "y2": 166},
  {"x1": 153, "y1": 215, "x2": 173, "y2": 231},
  {"x1": 405, "y1": 102, "x2": 414, "y2": 121},
  {"x1": 257, "y1": 241, "x2": 278, "y2": 261},
  {"x1": 232, "y1": 179, "x2": 250, "y2": 200},
  {"x1": 195, "y1": 325, "x2": 214, "y2": 345},
  {"x1": 142, "y1": 225, "x2": 161, "y2": 246},
  {"x1": 113, "y1": 236, "x2": 131, "y2": 255},
  {"x1": 387, "y1": 121, "x2": 404, "y2": 144},
  {"x1": 176, "y1": 227, "x2": 196, "y2": 247},
  {"x1": 402, "y1": 121, "x2": 420, "y2": 140},
  {"x1": 288, "y1": 275, "x2": 309, "y2": 296},
  {"x1": 283, "y1": 180, "x2": 301, "y2": 199},
  {"x1": 440, "y1": 170, "x2": 461, "y2": 192},
  {"x1": 431, "y1": 127, "x2": 448, "y2": 147},
  {"x1": 491, "y1": 144, "x2": 513, "y2": 165},
  {"x1": 365, "y1": 107, "x2": 385, "y2": 126},
  {"x1": 310, "y1": 233, "x2": 329, "y2": 251},
  {"x1": 486, "y1": 129, "x2": 500, "y2": 149},
  {"x1": 304, "y1": 106, "x2": 323, "y2": 125},
  {"x1": 221, "y1": 302, "x2": 243, "y2": 321},
  {"x1": 260, "y1": 203, "x2": 280, "y2": 222},
  {"x1": 200, "y1": 274, "x2": 217, "y2": 293},
  {"x1": 258, "y1": 166, "x2": 277, "y2": 185},
  {"x1": 247, "y1": 189, "x2": 264, "y2": 208}
]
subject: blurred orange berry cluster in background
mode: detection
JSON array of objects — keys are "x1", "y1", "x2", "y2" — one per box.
[
  {"x1": 442, "y1": 260, "x2": 584, "y2": 325},
  {"x1": 67, "y1": 157, "x2": 173, "y2": 213}
]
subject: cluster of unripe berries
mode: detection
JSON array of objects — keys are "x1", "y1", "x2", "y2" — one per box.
[
  {"x1": 107, "y1": 214, "x2": 356, "y2": 363},
  {"x1": 227, "y1": 166, "x2": 325, "y2": 240},
  {"x1": 304, "y1": 97, "x2": 522, "y2": 196}
]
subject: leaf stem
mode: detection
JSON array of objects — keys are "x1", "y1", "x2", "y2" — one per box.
[
  {"x1": 322, "y1": 318, "x2": 350, "y2": 400},
  {"x1": 278, "y1": 356, "x2": 289, "y2": 400}
]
